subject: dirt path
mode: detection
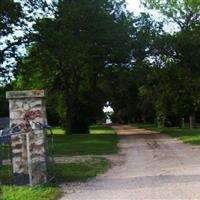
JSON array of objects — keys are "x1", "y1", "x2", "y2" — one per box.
[
  {"x1": 111, "y1": 125, "x2": 158, "y2": 135},
  {"x1": 59, "y1": 125, "x2": 200, "y2": 200}
]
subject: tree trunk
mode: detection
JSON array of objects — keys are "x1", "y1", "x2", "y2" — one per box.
[
  {"x1": 141, "y1": 114, "x2": 146, "y2": 123},
  {"x1": 65, "y1": 109, "x2": 72, "y2": 134},
  {"x1": 189, "y1": 111, "x2": 196, "y2": 129},
  {"x1": 181, "y1": 117, "x2": 185, "y2": 128},
  {"x1": 64, "y1": 90, "x2": 73, "y2": 135}
]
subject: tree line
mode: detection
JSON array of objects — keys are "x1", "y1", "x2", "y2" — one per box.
[{"x1": 0, "y1": 0, "x2": 200, "y2": 133}]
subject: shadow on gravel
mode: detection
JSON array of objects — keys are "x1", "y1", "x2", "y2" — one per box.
[{"x1": 87, "y1": 174, "x2": 200, "y2": 190}]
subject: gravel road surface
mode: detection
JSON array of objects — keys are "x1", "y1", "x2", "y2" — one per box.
[{"x1": 59, "y1": 125, "x2": 200, "y2": 200}]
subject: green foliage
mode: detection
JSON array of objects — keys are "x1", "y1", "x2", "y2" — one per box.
[
  {"x1": 3, "y1": 0, "x2": 199, "y2": 128},
  {"x1": 130, "y1": 13, "x2": 163, "y2": 63},
  {"x1": 173, "y1": 26, "x2": 200, "y2": 72},
  {"x1": 0, "y1": 0, "x2": 22, "y2": 78},
  {"x1": 15, "y1": 0, "x2": 131, "y2": 133},
  {"x1": 0, "y1": 0, "x2": 56, "y2": 82},
  {"x1": 101, "y1": 66, "x2": 138, "y2": 123},
  {"x1": 137, "y1": 0, "x2": 200, "y2": 127},
  {"x1": 99, "y1": 13, "x2": 162, "y2": 123},
  {"x1": 141, "y1": 0, "x2": 200, "y2": 30},
  {"x1": 0, "y1": 0, "x2": 22, "y2": 36},
  {"x1": 140, "y1": 64, "x2": 200, "y2": 126},
  {"x1": 102, "y1": 64, "x2": 155, "y2": 123},
  {"x1": 0, "y1": 86, "x2": 9, "y2": 117}
]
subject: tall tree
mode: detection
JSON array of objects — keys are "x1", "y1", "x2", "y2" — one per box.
[
  {"x1": 0, "y1": 0, "x2": 55, "y2": 82},
  {"x1": 0, "y1": 0, "x2": 22, "y2": 79},
  {"x1": 100, "y1": 14, "x2": 162, "y2": 123},
  {"x1": 16, "y1": 0, "x2": 131, "y2": 134},
  {"x1": 141, "y1": 0, "x2": 200, "y2": 30},
  {"x1": 141, "y1": 0, "x2": 200, "y2": 128},
  {"x1": 0, "y1": 0, "x2": 22, "y2": 36}
]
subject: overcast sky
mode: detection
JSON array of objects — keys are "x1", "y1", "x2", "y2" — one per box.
[
  {"x1": 126, "y1": 0, "x2": 144, "y2": 14},
  {"x1": 126, "y1": 0, "x2": 162, "y2": 19},
  {"x1": 126, "y1": 0, "x2": 178, "y2": 33}
]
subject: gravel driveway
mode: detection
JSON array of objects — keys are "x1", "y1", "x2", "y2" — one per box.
[{"x1": 59, "y1": 125, "x2": 200, "y2": 200}]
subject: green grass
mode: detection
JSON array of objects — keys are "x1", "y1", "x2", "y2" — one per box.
[
  {"x1": 53, "y1": 158, "x2": 110, "y2": 183},
  {"x1": 49, "y1": 125, "x2": 115, "y2": 135},
  {"x1": 0, "y1": 165, "x2": 12, "y2": 184},
  {"x1": 51, "y1": 134, "x2": 118, "y2": 156},
  {"x1": 0, "y1": 144, "x2": 10, "y2": 160},
  {"x1": 50, "y1": 125, "x2": 118, "y2": 156},
  {"x1": 89, "y1": 125, "x2": 116, "y2": 134},
  {"x1": 49, "y1": 127, "x2": 65, "y2": 135},
  {"x1": 133, "y1": 123, "x2": 162, "y2": 132},
  {"x1": 1, "y1": 158, "x2": 110, "y2": 200},
  {"x1": 1, "y1": 158, "x2": 110, "y2": 184},
  {"x1": 133, "y1": 123, "x2": 200, "y2": 145},
  {"x1": 2, "y1": 125, "x2": 118, "y2": 158},
  {"x1": 2, "y1": 186, "x2": 60, "y2": 200},
  {"x1": 1, "y1": 125, "x2": 115, "y2": 200}
]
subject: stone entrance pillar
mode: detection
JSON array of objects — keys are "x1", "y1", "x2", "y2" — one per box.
[{"x1": 6, "y1": 90, "x2": 48, "y2": 186}]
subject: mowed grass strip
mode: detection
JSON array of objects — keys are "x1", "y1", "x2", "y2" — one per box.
[
  {"x1": 134, "y1": 123, "x2": 200, "y2": 145},
  {"x1": 89, "y1": 125, "x2": 116, "y2": 134},
  {"x1": 50, "y1": 125, "x2": 118, "y2": 156},
  {"x1": 1, "y1": 125, "x2": 118, "y2": 157},
  {"x1": 2, "y1": 158, "x2": 110, "y2": 200},
  {"x1": 53, "y1": 158, "x2": 110, "y2": 183},
  {"x1": 2, "y1": 186, "x2": 61, "y2": 200}
]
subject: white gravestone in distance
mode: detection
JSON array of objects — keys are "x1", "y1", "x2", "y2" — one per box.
[{"x1": 103, "y1": 104, "x2": 114, "y2": 124}]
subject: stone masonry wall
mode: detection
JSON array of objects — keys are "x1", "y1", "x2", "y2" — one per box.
[{"x1": 6, "y1": 90, "x2": 48, "y2": 185}]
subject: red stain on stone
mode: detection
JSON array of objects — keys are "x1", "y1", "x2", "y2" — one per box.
[{"x1": 25, "y1": 110, "x2": 42, "y2": 120}]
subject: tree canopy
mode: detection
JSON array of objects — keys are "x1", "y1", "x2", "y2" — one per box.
[
  {"x1": 15, "y1": 0, "x2": 131, "y2": 133},
  {"x1": 141, "y1": 0, "x2": 200, "y2": 30},
  {"x1": 1, "y1": 0, "x2": 200, "y2": 132}
]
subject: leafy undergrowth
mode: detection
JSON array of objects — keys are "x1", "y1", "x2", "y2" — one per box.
[{"x1": 134, "y1": 123, "x2": 200, "y2": 145}]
